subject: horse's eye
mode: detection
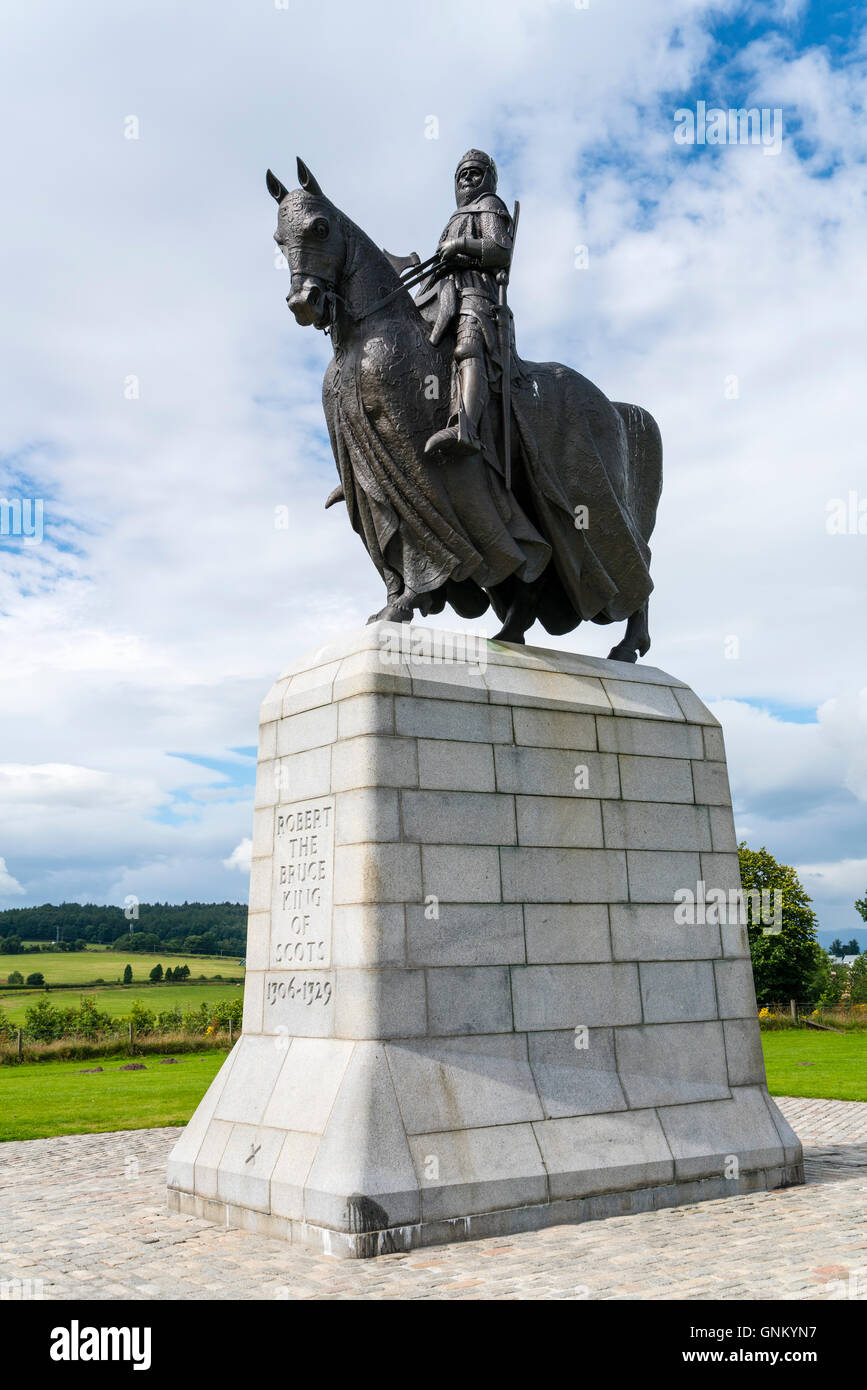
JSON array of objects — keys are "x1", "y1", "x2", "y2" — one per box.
[{"x1": 311, "y1": 218, "x2": 329, "y2": 240}]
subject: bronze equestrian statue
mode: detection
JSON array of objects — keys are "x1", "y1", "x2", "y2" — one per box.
[{"x1": 267, "y1": 153, "x2": 662, "y2": 661}]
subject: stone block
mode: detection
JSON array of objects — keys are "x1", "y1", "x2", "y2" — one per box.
[
  {"x1": 512, "y1": 962, "x2": 641, "y2": 1030},
  {"x1": 426, "y1": 966, "x2": 513, "y2": 1035},
  {"x1": 334, "y1": 787, "x2": 401, "y2": 845},
  {"x1": 513, "y1": 707, "x2": 597, "y2": 750},
  {"x1": 603, "y1": 801, "x2": 710, "y2": 852},
  {"x1": 516, "y1": 795, "x2": 603, "y2": 848},
  {"x1": 337, "y1": 693, "x2": 395, "y2": 740},
  {"x1": 277, "y1": 702, "x2": 338, "y2": 756},
  {"x1": 484, "y1": 662, "x2": 611, "y2": 714},
  {"x1": 332, "y1": 904, "x2": 406, "y2": 969},
  {"x1": 214, "y1": 1035, "x2": 288, "y2": 1126},
  {"x1": 600, "y1": 679, "x2": 685, "y2": 722},
  {"x1": 402, "y1": 789, "x2": 516, "y2": 846},
  {"x1": 708, "y1": 804, "x2": 738, "y2": 852},
  {"x1": 524, "y1": 904, "x2": 611, "y2": 963},
  {"x1": 528, "y1": 1027, "x2": 627, "y2": 1117},
  {"x1": 501, "y1": 848, "x2": 627, "y2": 903},
  {"x1": 533, "y1": 1110, "x2": 674, "y2": 1199},
  {"x1": 270, "y1": 1131, "x2": 320, "y2": 1222},
  {"x1": 262, "y1": 1037, "x2": 355, "y2": 1133},
  {"x1": 278, "y1": 745, "x2": 332, "y2": 800},
  {"x1": 715, "y1": 959, "x2": 759, "y2": 1018},
  {"x1": 406, "y1": 903, "x2": 524, "y2": 967},
  {"x1": 334, "y1": 843, "x2": 422, "y2": 904},
  {"x1": 304, "y1": 1043, "x2": 420, "y2": 1230},
  {"x1": 495, "y1": 746, "x2": 620, "y2": 799},
  {"x1": 615, "y1": 1022, "x2": 730, "y2": 1106},
  {"x1": 331, "y1": 735, "x2": 417, "y2": 791},
  {"x1": 410, "y1": 1123, "x2": 548, "y2": 1221},
  {"x1": 216, "y1": 1123, "x2": 285, "y2": 1213},
  {"x1": 619, "y1": 755, "x2": 694, "y2": 803},
  {"x1": 639, "y1": 960, "x2": 718, "y2": 1023},
  {"x1": 673, "y1": 688, "x2": 720, "y2": 725},
  {"x1": 610, "y1": 904, "x2": 721, "y2": 961},
  {"x1": 417, "y1": 738, "x2": 494, "y2": 791},
  {"x1": 387, "y1": 1034, "x2": 543, "y2": 1133},
  {"x1": 691, "y1": 760, "x2": 731, "y2": 806},
  {"x1": 395, "y1": 695, "x2": 510, "y2": 743},
  {"x1": 723, "y1": 1018, "x2": 766, "y2": 1087},
  {"x1": 421, "y1": 845, "x2": 501, "y2": 902},
  {"x1": 657, "y1": 1086, "x2": 786, "y2": 1180},
  {"x1": 597, "y1": 715, "x2": 703, "y2": 759},
  {"x1": 627, "y1": 849, "x2": 703, "y2": 904},
  {"x1": 333, "y1": 968, "x2": 427, "y2": 1039}
]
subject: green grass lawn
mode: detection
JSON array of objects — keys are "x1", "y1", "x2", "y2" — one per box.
[
  {"x1": 0, "y1": 948, "x2": 244, "y2": 986},
  {"x1": 0, "y1": 979, "x2": 244, "y2": 1026},
  {"x1": 761, "y1": 1029, "x2": 867, "y2": 1102},
  {"x1": 0, "y1": 1050, "x2": 228, "y2": 1140}
]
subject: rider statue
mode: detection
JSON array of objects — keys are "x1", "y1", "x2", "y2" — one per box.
[{"x1": 417, "y1": 150, "x2": 514, "y2": 459}]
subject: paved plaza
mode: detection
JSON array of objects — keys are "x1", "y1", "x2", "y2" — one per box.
[{"x1": 1, "y1": 1097, "x2": 865, "y2": 1301}]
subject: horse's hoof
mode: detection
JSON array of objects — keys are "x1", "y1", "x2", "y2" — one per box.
[
  {"x1": 607, "y1": 642, "x2": 638, "y2": 663},
  {"x1": 492, "y1": 627, "x2": 526, "y2": 645},
  {"x1": 367, "y1": 604, "x2": 413, "y2": 625}
]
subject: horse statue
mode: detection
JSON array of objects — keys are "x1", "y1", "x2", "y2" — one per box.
[{"x1": 267, "y1": 157, "x2": 662, "y2": 661}]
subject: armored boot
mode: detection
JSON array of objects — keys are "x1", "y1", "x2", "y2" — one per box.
[{"x1": 425, "y1": 357, "x2": 486, "y2": 458}]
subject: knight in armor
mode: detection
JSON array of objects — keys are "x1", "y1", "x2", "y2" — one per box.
[{"x1": 417, "y1": 150, "x2": 514, "y2": 458}]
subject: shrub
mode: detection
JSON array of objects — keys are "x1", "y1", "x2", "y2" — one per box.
[
  {"x1": 129, "y1": 1001, "x2": 156, "y2": 1034},
  {"x1": 7, "y1": 971, "x2": 23, "y2": 986},
  {"x1": 25, "y1": 972, "x2": 46, "y2": 988}
]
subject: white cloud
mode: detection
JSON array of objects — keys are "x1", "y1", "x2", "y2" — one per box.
[
  {"x1": 223, "y1": 839, "x2": 253, "y2": 875},
  {"x1": 0, "y1": 857, "x2": 26, "y2": 899}
]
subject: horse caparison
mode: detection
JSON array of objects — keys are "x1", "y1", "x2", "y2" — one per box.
[{"x1": 268, "y1": 159, "x2": 662, "y2": 662}]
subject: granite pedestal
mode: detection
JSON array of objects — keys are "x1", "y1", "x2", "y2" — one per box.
[{"x1": 167, "y1": 624, "x2": 803, "y2": 1257}]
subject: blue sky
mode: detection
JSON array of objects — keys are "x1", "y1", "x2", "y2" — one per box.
[{"x1": 0, "y1": 0, "x2": 865, "y2": 938}]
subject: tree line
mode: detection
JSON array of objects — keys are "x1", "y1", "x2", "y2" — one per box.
[{"x1": 0, "y1": 902, "x2": 247, "y2": 958}]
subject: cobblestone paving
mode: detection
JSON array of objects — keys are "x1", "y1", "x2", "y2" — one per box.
[{"x1": 1, "y1": 1098, "x2": 865, "y2": 1301}]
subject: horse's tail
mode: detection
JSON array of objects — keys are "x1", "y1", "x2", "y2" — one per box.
[{"x1": 612, "y1": 402, "x2": 663, "y2": 546}]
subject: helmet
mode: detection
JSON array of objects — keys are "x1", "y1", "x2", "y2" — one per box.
[{"x1": 455, "y1": 149, "x2": 498, "y2": 206}]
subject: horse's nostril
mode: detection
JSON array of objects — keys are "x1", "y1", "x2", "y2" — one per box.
[{"x1": 308, "y1": 286, "x2": 321, "y2": 306}]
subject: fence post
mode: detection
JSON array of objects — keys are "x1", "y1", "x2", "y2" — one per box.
[
  {"x1": 17, "y1": 1028, "x2": 22, "y2": 1061},
  {"x1": 128, "y1": 1019, "x2": 134, "y2": 1049},
  {"x1": 790, "y1": 999, "x2": 797, "y2": 1023}
]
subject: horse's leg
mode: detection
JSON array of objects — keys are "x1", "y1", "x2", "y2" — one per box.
[
  {"x1": 607, "y1": 601, "x2": 650, "y2": 662},
  {"x1": 490, "y1": 571, "x2": 548, "y2": 645}
]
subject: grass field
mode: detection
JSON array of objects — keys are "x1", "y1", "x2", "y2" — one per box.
[
  {"x1": 0, "y1": 1027, "x2": 863, "y2": 1144},
  {"x1": 761, "y1": 1030, "x2": 867, "y2": 1102},
  {"x1": 0, "y1": 949, "x2": 244, "y2": 985},
  {"x1": 0, "y1": 1050, "x2": 228, "y2": 1141},
  {"x1": 0, "y1": 979, "x2": 244, "y2": 1026}
]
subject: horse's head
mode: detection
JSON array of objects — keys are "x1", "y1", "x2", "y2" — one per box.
[{"x1": 267, "y1": 158, "x2": 348, "y2": 330}]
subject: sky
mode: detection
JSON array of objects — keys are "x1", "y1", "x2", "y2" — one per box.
[{"x1": 0, "y1": 0, "x2": 865, "y2": 939}]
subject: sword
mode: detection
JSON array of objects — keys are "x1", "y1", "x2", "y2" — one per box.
[{"x1": 497, "y1": 200, "x2": 520, "y2": 493}]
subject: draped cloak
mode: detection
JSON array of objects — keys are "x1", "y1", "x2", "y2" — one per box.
[{"x1": 321, "y1": 228, "x2": 659, "y2": 632}]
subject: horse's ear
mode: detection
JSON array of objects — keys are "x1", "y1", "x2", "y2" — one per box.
[
  {"x1": 266, "y1": 169, "x2": 289, "y2": 203},
  {"x1": 296, "y1": 157, "x2": 323, "y2": 197}
]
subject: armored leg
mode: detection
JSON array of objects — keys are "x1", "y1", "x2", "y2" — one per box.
[{"x1": 425, "y1": 320, "x2": 489, "y2": 458}]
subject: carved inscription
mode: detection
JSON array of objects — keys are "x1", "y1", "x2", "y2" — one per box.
[{"x1": 269, "y1": 796, "x2": 334, "y2": 969}]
